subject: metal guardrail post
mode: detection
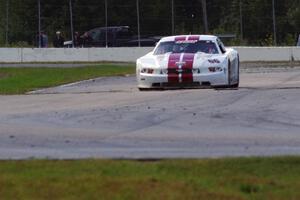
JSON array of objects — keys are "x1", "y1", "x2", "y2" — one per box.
[
  {"x1": 171, "y1": 0, "x2": 174, "y2": 35},
  {"x1": 5, "y1": 0, "x2": 9, "y2": 46},
  {"x1": 38, "y1": 0, "x2": 41, "y2": 48},
  {"x1": 69, "y1": 0, "x2": 74, "y2": 48},
  {"x1": 136, "y1": 0, "x2": 141, "y2": 47},
  {"x1": 105, "y1": 0, "x2": 108, "y2": 48},
  {"x1": 272, "y1": 0, "x2": 277, "y2": 46},
  {"x1": 239, "y1": 0, "x2": 243, "y2": 41},
  {"x1": 201, "y1": 0, "x2": 208, "y2": 34}
]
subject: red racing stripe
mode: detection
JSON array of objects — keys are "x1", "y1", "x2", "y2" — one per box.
[
  {"x1": 182, "y1": 53, "x2": 195, "y2": 83},
  {"x1": 175, "y1": 36, "x2": 186, "y2": 41},
  {"x1": 187, "y1": 35, "x2": 200, "y2": 41},
  {"x1": 168, "y1": 53, "x2": 181, "y2": 83}
]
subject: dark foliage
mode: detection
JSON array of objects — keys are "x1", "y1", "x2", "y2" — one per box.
[{"x1": 0, "y1": 0, "x2": 299, "y2": 46}]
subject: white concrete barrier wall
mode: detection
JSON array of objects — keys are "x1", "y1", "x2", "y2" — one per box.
[
  {"x1": 0, "y1": 48, "x2": 22, "y2": 62},
  {"x1": 22, "y1": 48, "x2": 89, "y2": 62},
  {"x1": 87, "y1": 47, "x2": 153, "y2": 62},
  {"x1": 292, "y1": 48, "x2": 300, "y2": 61},
  {"x1": 0, "y1": 47, "x2": 299, "y2": 63},
  {"x1": 233, "y1": 47, "x2": 298, "y2": 62}
]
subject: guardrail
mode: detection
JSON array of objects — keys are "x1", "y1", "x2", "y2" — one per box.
[{"x1": 0, "y1": 47, "x2": 299, "y2": 63}]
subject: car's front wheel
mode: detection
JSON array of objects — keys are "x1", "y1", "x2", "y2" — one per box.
[
  {"x1": 230, "y1": 56, "x2": 240, "y2": 88},
  {"x1": 224, "y1": 59, "x2": 233, "y2": 88},
  {"x1": 226, "y1": 58, "x2": 239, "y2": 89},
  {"x1": 230, "y1": 82, "x2": 239, "y2": 88}
]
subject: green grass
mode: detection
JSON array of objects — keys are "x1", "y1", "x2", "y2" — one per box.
[
  {"x1": 0, "y1": 64, "x2": 135, "y2": 94},
  {"x1": 0, "y1": 157, "x2": 300, "y2": 200}
]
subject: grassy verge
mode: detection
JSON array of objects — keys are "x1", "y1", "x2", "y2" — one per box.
[
  {"x1": 0, "y1": 157, "x2": 300, "y2": 199},
  {"x1": 0, "y1": 64, "x2": 135, "y2": 94}
]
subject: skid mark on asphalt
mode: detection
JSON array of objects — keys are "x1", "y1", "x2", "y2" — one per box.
[{"x1": 29, "y1": 90, "x2": 134, "y2": 95}]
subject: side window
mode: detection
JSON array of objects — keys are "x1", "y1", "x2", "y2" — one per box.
[
  {"x1": 99, "y1": 31, "x2": 106, "y2": 41},
  {"x1": 98, "y1": 30, "x2": 113, "y2": 41},
  {"x1": 154, "y1": 42, "x2": 173, "y2": 55},
  {"x1": 90, "y1": 30, "x2": 101, "y2": 41},
  {"x1": 217, "y1": 38, "x2": 226, "y2": 54}
]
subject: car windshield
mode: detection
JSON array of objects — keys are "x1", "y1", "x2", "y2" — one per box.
[{"x1": 154, "y1": 40, "x2": 219, "y2": 55}]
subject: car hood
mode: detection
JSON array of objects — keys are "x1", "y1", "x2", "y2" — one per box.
[{"x1": 137, "y1": 52, "x2": 227, "y2": 69}]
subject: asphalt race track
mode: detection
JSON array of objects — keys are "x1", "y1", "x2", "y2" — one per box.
[{"x1": 1, "y1": 66, "x2": 300, "y2": 159}]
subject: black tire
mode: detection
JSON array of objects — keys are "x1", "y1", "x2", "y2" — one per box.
[
  {"x1": 231, "y1": 55, "x2": 240, "y2": 88},
  {"x1": 226, "y1": 56, "x2": 240, "y2": 89},
  {"x1": 230, "y1": 82, "x2": 239, "y2": 88},
  {"x1": 226, "y1": 59, "x2": 231, "y2": 87}
]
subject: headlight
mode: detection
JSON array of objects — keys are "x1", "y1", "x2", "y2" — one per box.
[{"x1": 141, "y1": 68, "x2": 154, "y2": 74}]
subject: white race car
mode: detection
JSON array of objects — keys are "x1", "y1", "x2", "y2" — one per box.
[{"x1": 136, "y1": 35, "x2": 239, "y2": 90}]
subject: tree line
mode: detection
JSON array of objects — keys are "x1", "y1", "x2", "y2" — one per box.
[{"x1": 0, "y1": 0, "x2": 299, "y2": 47}]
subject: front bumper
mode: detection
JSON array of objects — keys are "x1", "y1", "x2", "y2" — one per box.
[{"x1": 137, "y1": 71, "x2": 227, "y2": 88}]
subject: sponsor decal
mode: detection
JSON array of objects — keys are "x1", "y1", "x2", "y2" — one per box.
[
  {"x1": 176, "y1": 40, "x2": 197, "y2": 44},
  {"x1": 175, "y1": 35, "x2": 200, "y2": 44},
  {"x1": 208, "y1": 59, "x2": 220, "y2": 64}
]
